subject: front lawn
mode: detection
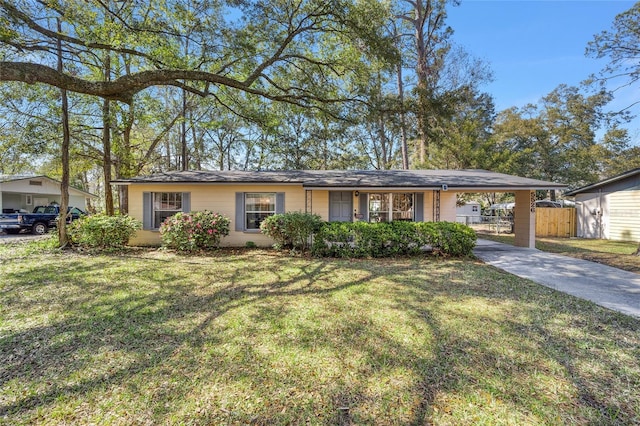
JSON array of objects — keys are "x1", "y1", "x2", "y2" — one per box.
[
  {"x1": 478, "y1": 233, "x2": 640, "y2": 273},
  {"x1": 1, "y1": 239, "x2": 639, "y2": 424}
]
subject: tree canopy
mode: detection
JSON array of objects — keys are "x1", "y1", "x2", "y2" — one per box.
[
  {"x1": 0, "y1": 0, "x2": 638, "y2": 217},
  {"x1": 0, "y1": 0, "x2": 396, "y2": 106}
]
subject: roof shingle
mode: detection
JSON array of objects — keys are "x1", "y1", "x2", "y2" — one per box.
[{"x1": 112, "y1": 169, "x2": 565, "y2": 190}]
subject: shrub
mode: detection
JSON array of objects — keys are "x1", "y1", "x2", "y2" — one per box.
[
  {"x1": 260, "y1": 212, "x2": 322, "y2": 251},
  {"x1": 68, "y1": 214, "x2": 141, "y2": 249},
  {"x1": 159, "y1": 211, "x2": 230, "y2": 251},
  {"x1": 416, "y1": 221, "x2": 477, "y2": 257},
  {"x1": 311, "y1": 221, "x2": 476, "y2": 258}
]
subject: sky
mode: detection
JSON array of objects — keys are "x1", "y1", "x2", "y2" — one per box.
[{"x1": 446, "y1": 0, "x2": 639, "y2": 142}]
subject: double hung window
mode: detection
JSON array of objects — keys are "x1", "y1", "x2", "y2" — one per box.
[
  {"x1": 245, "y1": 193, "x2": 276, "y2": 230},
  {"x1": 235, "y1": 192, "x2": 284, "y2": 232},
  {"x1": 142, "y1": 192, "x2": 190, "y2": 230},
  {"x1": 153, "y1": 192, "x2": 182, "y2": 228}
]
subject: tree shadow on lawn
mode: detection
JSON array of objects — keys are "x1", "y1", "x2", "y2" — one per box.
[
  {"x1": 1, "y1": 253, "x2": 639, "y2": 424},
  {"x1": 0, "y1": 253, "x2": 398, "y2": 421},
  {"x1": 390, "y1": 264, "x2": 640, "y2": 425}
]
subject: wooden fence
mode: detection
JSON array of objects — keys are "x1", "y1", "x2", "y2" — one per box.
[{"x1": 536, "y1": 208, "x2": 576, "y2": 238}]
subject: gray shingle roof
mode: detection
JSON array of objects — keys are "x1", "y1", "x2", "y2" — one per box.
[
  {"x1": 112, "y1": 169, "x2": 565, "y2": 190},
  {"x1": 564, "y1": 168, "x2": 640, "y2": 196}
]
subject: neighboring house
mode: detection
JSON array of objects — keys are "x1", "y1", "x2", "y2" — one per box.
[
  {"x1": 565, "y1": 168, "x2": 640, "y2": 241},
  {"x1": 456, "y1": 201, "x2": 482, "y2": 224},
  {"x1": 0, "y1": 175, "x2": 96, "y2": 214},
  {"x1": 112, "y1": 169, "x2": 565, "y2": 248}
]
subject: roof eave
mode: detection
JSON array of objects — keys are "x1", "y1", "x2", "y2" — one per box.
[{"x1": 565, "y1": 168, "x2": 640, "y2": 196}]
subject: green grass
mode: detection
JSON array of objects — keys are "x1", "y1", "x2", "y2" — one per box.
[
  {"x1": 478, "y1": 232, "x2": 640, "y2": 273},
  {"x1": 1, "y1": 238, "x2": 640, "y2": 424}
]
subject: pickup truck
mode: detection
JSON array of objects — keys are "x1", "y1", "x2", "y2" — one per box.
[{"x1": 0, "y1": 205, "x2": 86, "y2": 235}]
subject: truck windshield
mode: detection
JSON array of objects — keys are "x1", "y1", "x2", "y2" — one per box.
[{"x1": 32, "y1": 206, "x2": 57, "y2": 214}]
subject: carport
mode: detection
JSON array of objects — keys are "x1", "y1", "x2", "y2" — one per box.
[
  {"x1": 0, "y1": 175, "x2": 96, "y2": 213},
  {"x1": 434, "y1": 172, "x2": 565, "y2": 248}
]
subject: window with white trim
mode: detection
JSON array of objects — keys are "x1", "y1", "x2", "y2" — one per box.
[
  {"x1": 369, "y1": 193, "x2": 414, "y2": 222},
  {"x1": 245, "y1": 192, "x2": 276, "y2": 230},
  {"x1": 392, "y1": 193, "x2": 414, "y2": 221},
  {"x1": 153, "y1": 192, "x2": 182, "y2": 228},
  {"x1": 369, "y1": 193, "x2": 389, "y2": 222}
]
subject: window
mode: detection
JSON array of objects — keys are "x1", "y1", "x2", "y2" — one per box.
[
  {"x1": 153, "y1": 192, "x2": 182, "y2": 228},
  {"x1": 392, "y1": 193, "x2": 414, "y2": 221},
  {"x1": 235, "y1": 192, "x2": 284, "y2": 232},
  {"x1": 29, "y1": 180, "x2": 42, "y2": 186},
  {"x1": 142, "y1": 192, "x2": 190, "y2": 230},
  {"x1": 472, "y1": 205, "x2": 479, "y2": 212},
  {"x1": 245, "y1": 193, "x2": 276, "y2": 230},
  {"x1": 25, "y1": 194, "x2": 32, "y2": 206},
  {"x1": 368, "y1": 193, "x2": 414, "y2": 222},
  {"x1": 369, "y1": 193, "x2": 389, "y2": 222}
]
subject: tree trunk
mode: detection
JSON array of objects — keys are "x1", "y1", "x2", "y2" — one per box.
[
  {"x1": 57, "y1": 18, "x2": 70, "y2": 248},
  {"x1": 102, "y1": 53, "x2": 114, "y2": 215},
  {"x1": 181, "y1": 86, "x2": 188, "y2": 170},
  {"x1": 415, "y1": 1, "x2": 429, "y2": 165},
  {"x1": 117, "y1": 103, "x2": 134, "y2": 215},
  {"x1": 397, "y1": 61, "x2": 409, "y2": 170}
]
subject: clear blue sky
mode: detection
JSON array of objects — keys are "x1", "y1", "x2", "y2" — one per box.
[{"x1": 447, "y1": 0, "x2": 638, "y2": 142}]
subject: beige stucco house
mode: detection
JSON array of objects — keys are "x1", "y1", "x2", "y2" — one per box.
[
  {"x1": 112, "y1": 169, "x2": 565, "y2": 248},
  {"x1": 566, "y1": 168, "x2": 640, "y2": 241},
  {"x1": 0, "y1": 175, "x2": 96, "y2": 214}
]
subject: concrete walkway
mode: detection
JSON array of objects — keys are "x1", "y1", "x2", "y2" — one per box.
[{"x1": 474, "y1": 239, "x2": 640, "y2": 319}]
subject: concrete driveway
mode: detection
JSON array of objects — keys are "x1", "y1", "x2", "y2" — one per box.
[
  {"x1": 474, "y1": 239, "x2": 640, "y2": 319},
  {"x1": 0, "y1": 231, "x2": 49, "y2": 244}
]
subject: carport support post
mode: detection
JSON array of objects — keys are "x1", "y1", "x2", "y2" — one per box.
[{"x1": 513, "y1": 190, "x2": 536, "y2": 248}]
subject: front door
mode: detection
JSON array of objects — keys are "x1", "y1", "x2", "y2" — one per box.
[{"x1": 329, "y1": 191, "x2": 353, "y2": 222}]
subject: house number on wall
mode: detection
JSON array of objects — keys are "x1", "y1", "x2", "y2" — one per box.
[{"x1": 530, "y1": 191, "x2": 536, "y2": 213}]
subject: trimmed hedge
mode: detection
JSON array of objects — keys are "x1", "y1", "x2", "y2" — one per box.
[
  {"x1": 68, "y1": 214, "x2": 141, "y2": 249},
  {"x1": 311, "y1": 221, "x2": 476, "y2": 258},
  {"x1": 260, "y1": 212, "x2": 322, "y2": 250}
]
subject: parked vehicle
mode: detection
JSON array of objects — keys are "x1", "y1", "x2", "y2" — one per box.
[{"x1": 0, "y1": 205, "x2": 86, "y2": 235}]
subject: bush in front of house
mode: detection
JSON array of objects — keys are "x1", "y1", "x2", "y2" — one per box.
[
  {"x1": 311, "y1": 221, "x2": 421, "y2": 258},
  {"x1": 415, "y1": 221, "x2": 478, "y2": 257},
  {"x1": 260, "y1": 211, "x2": 323, "y2": 251},
  {"x1": 159, "y1": 211, "x2": 230, "y2": 251},
  {"x1": 311, "y1": 221, "x2": 476, "y2": 258},
  {"x1": 68, "y1": 214, "x2": 142, "y2": 249}
]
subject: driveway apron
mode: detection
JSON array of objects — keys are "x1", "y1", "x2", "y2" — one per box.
[{"x1": 474, "y1": 239, "x2": 640, "y2": 319}]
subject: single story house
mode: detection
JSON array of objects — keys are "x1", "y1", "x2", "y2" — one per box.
[
  {"x1": 112, "y1": 169, "x2": 566, "y2": 248},
  {"x1": 0, "y1": 175, "x2": 96, "y2": 214},
  {"x1": 565, "y1": 167, "x2": 640, "y2": 241}
]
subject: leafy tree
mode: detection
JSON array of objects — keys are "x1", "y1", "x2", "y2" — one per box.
[
  {"x1": 0, "y1": 84, "x2": 58, "y2": 173},
  {"x1": 428, "y1": 87, "x2": 495, "y2": 169},
  {"x1": 492, "y1": 85, "x2": 624, "y2": 192},
  {"x1": 395, "y1": 0, "x2": 457, "y2": 164},
  {"x1": 586, "y1": 3, "x2": 640, "y2": 111},
  {"x1": 591, "y1": 126, "x2": 640, "y2": 178},
  {"x1": 0, "y1": 1, "x2": 396, "y2": 107}
]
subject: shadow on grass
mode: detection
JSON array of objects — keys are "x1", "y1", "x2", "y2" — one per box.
[
  {"x1": 1, "y1": 251, "x2": 639, "y2": 424},
  {"x1": 391, "y1": 265, "x2": 640, "y2": 425}
]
